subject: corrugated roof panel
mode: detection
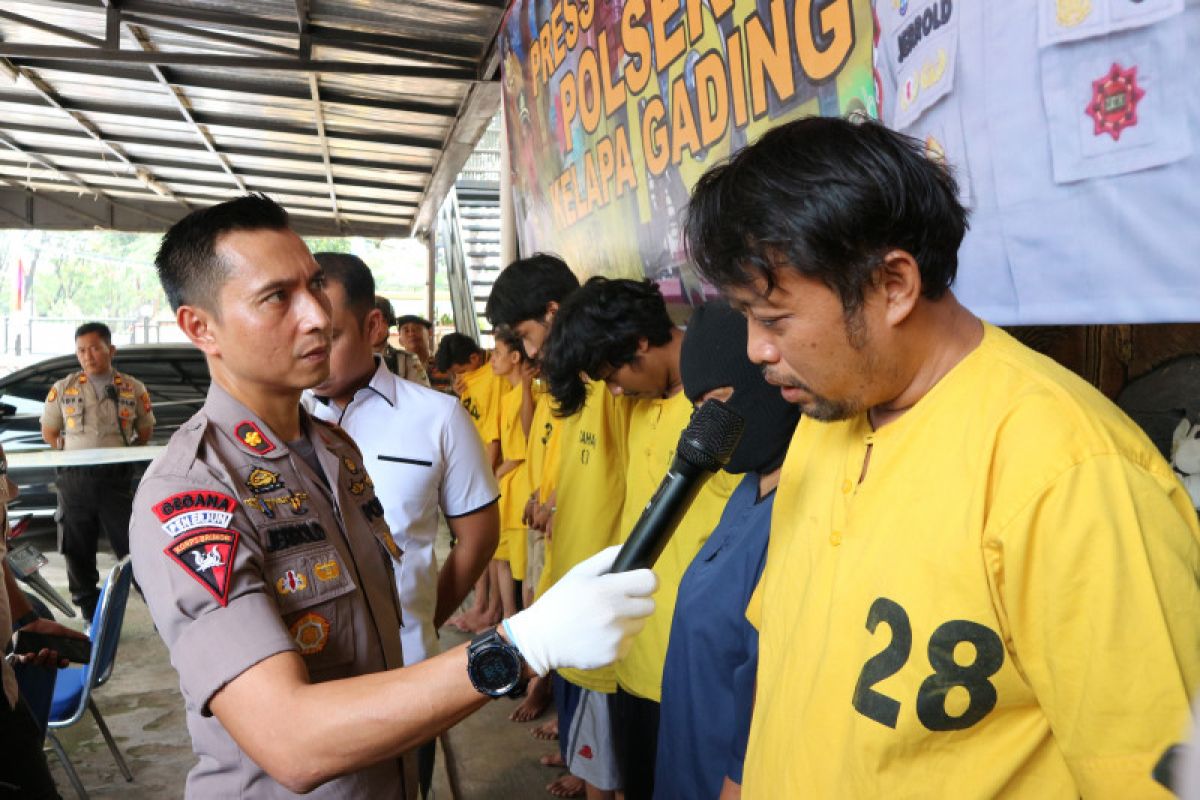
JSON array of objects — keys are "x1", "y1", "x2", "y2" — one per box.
[{"x1": 0, "y1": 0, "x2": 504, "y2": 235}]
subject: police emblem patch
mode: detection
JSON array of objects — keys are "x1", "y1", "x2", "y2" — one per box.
[
  {"x1": 1087, "y1": 62, "x2": 1145, "y2": 141},
  {"x1": 234, "y1": 420, "x2": 276, "y2": 454},
  {"x1": 46, "y1": 386, "x2": 58, "y2": 402},
  {"x1": 290, "y1": 611, "x2": 330, "y2": 655},
  {"x1": 152, "y1": 490, "x2": 236, "y2": 537},
  {"x1": 140, "y1": 392, "x2": 151, "y2": 413},
  {"x1": 163, "y1": 528, "x2": 239, "y2": 606},
  {"x1": 245, "y1": 467, "x2": 284, "y2": 494},
  {"x1": 275, "y1": 569, "x2": 309, "y2": 595}
]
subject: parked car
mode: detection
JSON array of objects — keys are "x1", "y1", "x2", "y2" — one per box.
[{"x1": 0, "y1": 343, "x2": 211, "y2": 520}]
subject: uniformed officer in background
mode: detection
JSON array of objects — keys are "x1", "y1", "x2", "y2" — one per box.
[
  {"x1": 131, "y1": 193, "x2": 656, "y2": 799},
  {"x1": 40, "y1": 321, "x2": 154, "y2": 622},
  {"x1": 373, "y1": 295, "x2": 430, "y2": 386}
]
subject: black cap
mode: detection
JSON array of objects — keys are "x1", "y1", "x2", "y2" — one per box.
[{"x1": 395, "y1": 314, "x2": 433, "y2": 330}]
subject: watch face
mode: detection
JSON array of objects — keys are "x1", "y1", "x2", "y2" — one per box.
[{"x1": 470, "y1": 644, "x2": 520, "y2": 695}]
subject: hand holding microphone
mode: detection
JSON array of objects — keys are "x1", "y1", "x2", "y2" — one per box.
[
  {"x1": 503, "y1": 545, "x2": 658, "y2": 676},
  {"x1": 501, "y1": 400, "x2": 744, "y2": 676}
]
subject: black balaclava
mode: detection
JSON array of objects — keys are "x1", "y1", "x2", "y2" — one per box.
[{"x1": 680, "y1": 300, "x2": 801, "y2": 475}]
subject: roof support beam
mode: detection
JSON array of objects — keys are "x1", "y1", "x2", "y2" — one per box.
[
  {"x1": 0, "y1": 128, "x2": 104, "y2": 197},
  {"x1": 124, "y1": 25, "x2": 247, "y2": 192},
  {"x1": 0, "y1": 174, "x2": 178, "y2": 228},
  {"x1": 9, "y1": 58, "x2": 459, "y2": 117},
  {"x1": 0, "y1": 90, "x2": 445, "y2": 150},
  {"x1": 0, "y1": 120, "x2": 436, "y2": 174},
  {"x1": 33, "y1": 0, "x2": 482, "y2": 63},
  {"x1": 0, "y1": 144, "x2": 426, "y2": 193},
  {"x1": 412, "y1": 81, "x2": 501, "y2": 238},
  {"x1": 0, "y1": 43, "x2": 476, "y2": 79},
  {"x1": 120, "y1": 14, "x2": 295, "y2": 57},
  {"x1": 0, "y1": 10, "x2": 105, "y2": 48},
  {"x1": 0, "y1": 57, "x2": 190, "y2": 209}
]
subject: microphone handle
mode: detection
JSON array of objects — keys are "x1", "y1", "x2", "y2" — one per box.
[{"x1": 610, "y1": 463, "x2": 710, "y2": 573}]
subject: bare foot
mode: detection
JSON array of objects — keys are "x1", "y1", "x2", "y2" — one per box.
[
  {"x1": 547, "y1": 774, "x2": 584, "y2": 798},
  {"x1": 531, "y1": 717, "x2": 559, "y2": 741},
  {"x1": 539, "y1": 752, "x2": 565, "y2": 768},
  {"x1": 510, "y1": 675, "x2": 551, "y2": 722}
]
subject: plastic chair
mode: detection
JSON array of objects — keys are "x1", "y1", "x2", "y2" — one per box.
[{"x1": 45, "y1": 557, "x2": 134, "y2": 799}]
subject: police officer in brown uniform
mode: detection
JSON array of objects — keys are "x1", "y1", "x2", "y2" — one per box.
[
  {"x1": 40, "y1": 322, "x2": 154, "y2": 621},
  {"x1": 130, "y1": 194, "x2": 658, "y2": 798}
]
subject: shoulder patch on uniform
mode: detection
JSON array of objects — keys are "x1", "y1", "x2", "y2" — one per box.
[
  {"x1": 163, "y1": 528, "x2": 239, "y2": 606},
  {"x1": 234, "y1": 420, "x2": 276, "y2": 454},
  {"x1": 46, "y1": 386, "x2": 58, "y2": 402},
  {"x1": 140, "y1": 392, "x2": 152, "y2": 414},
  {"x1": 152, "y1": 491, "x2": 236, "y2": 537}
]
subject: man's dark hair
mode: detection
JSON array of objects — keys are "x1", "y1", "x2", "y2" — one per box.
[
  {"x1": 74, "y1": 321, "x2": 112, "y2": 345},
  {"x1": 374, "y1": 295, "x2": 397, "y2": 328},
  {"x1": 542, "y1": 277, "x2": 673, "y2": 416},
  {"x1": 685, "y1": 116, "x2": 969, "y2": 314},
  {"x1": 313, "y1": 253, "x2": 376, "y2": 326},
  {"x1": 493, "y1": 325, "x2": 529, "y2": 364},
  {"x1": 434, "y1": 332, "x2": 484, "y2": 372},
  {"x1": 155, "y1": 193, "x2": 291, "y2": 313},
  {"x1": 485, "y1": 253, "x2": 580, "y2": 328}
]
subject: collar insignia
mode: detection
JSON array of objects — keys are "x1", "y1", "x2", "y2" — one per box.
[{"x1": 235, "y1": 420, "x2": 276, "y2": 455}]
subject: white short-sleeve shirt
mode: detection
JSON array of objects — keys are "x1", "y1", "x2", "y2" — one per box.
[{"x1": 307, "y1": 359, "x2": 498, "y2": 664}]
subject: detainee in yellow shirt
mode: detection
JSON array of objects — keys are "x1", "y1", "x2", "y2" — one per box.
[
  {"x1": 488, "y1": 330, "x2": 534, "y2": 619},
  {"x1": 435, "y1": 331, "x2": 511, "y2": 463},
  {"x1": 686, "y1": 116, "x2": 1200, "y2": 799},
  {"x1": 486, "y1": 255, "x2": 632, "y2": 795},
  {"x1": 541, "y1": 276, "x2": 736, "y2": 798},
  {"x1": 436, "y1": 331, "x2": 512, "y2": 631}
]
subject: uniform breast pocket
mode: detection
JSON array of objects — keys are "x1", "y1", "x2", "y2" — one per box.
[{"x1": 267, "y1": 543, "x2": 358, "y2": 676}]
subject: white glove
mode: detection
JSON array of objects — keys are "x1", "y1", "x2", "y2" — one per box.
[{"x1": 503, "y1": 545, "x2": 657, "y2": 676}]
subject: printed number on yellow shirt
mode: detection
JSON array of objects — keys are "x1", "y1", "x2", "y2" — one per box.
[{"x1": 852, "y1": 597, "x2": 1005, "y2": 731}]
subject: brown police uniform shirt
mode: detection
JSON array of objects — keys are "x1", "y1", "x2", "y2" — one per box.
[
  {"x1": 129, "y1": 382, "x2": 417, "y2": 799},
  {"x1": 40, "y1": 370, "x2": 155, "y2": 448}
]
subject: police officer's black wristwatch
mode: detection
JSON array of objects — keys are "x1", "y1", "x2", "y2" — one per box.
[{"x1": 466, "y1": 626, "x2": 527, "y2": 698}]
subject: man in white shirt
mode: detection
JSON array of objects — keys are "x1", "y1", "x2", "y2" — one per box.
[{"x1": 307, "y1": 253, "x2": 500, "y2": 795}]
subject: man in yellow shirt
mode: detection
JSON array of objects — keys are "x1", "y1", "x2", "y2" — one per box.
[
  {"x1": 684, "y1": 115, "x2": 1200, "y2": 798},
  {"x1": 544, "y1": 277, "x2": 738, "y2": 799},
  {"x1": 487, "y1": 254, "x2": 632, "y2": 799}
]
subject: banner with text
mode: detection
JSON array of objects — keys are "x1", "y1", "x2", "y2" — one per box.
[{"x1": 500, "y1": 0, "x2": 876, "y2": 309}]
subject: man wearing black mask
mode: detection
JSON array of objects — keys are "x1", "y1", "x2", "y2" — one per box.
[{"x1": 654, "y1": 301, "x2": 801, "y2": 800}]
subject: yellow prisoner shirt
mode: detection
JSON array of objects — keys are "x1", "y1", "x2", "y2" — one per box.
[
  {"x1": 458, "y1": 361, "x2": 510, "y2": 443},
  {"x1": 743, "y1": 323, "x2": 1200, "y2": 799},
  {"x1": 615, "y1": 391, "x2": 738, "y2": 703},
  {"x1": 528, "y1": 388, "x2": 561, "y2": 598},
  {"x1": 495, "y1": 384, "x2": 530, "y2": 577},
  {"x1": 550, "y1": 381, "x2": 632, "y2": 692}
]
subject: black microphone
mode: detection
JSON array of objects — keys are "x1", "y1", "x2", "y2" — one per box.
[{"x1": 610, "y1": 398, "x2": 745, "y2": 572}]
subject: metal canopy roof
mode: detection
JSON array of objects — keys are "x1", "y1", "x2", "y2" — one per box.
[{"x1": 0, "y1": 0, "x2": 505, "y2": 238}]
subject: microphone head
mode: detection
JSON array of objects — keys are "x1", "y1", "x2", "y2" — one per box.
[
  {"x1": 104, "y1": 384, "x2": 118, "y2": 401},
  {"x1": 674, "y1": 398, "x2": 745, "y2": 473}
]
